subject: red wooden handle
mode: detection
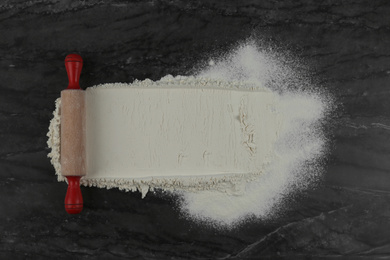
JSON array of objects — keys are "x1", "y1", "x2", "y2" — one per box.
[
  {"x1": 65, "y1": 176, "x2": 83, "y2": 214},
  {"x1": 65, "y1": 54, "x2": 83, "y2": 90},
  {"x1": 64, "y1": 54, "x2": 84, "y2": 214}
]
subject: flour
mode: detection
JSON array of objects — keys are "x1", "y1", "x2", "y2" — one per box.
[
  {"x1": 177, "y1": 42, "x2": 332, "y2": 227},
  {"x1": 47, "y1": 41, "x2": 331, "y2": 227},
  {"x1": 47, "y1": 76, "x2": 284, "y2": 198}
]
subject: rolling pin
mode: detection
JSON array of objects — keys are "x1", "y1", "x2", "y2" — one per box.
[{"x1": 61, "y1": 54, "x2": 86, "y2": 214}]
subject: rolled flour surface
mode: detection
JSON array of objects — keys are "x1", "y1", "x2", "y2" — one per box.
[{"x1": 47, "y1": 76, "x2": 282, "y2": 196}]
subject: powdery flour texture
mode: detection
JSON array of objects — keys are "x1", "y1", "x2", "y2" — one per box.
[{"x1": 47, "y1": 42, "x2": 332, "y2": 227}]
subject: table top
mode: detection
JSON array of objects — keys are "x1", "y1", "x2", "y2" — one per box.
[{"x1": 1, "y1": 1, "x2": 389, "y2": 259}]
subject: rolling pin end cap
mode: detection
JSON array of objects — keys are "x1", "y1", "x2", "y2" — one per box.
[
  {"x1": 65, "y1": 54, "x2": 83, "y2": 63},
  {"x1": 65, "y1": 176, "x2": 83, "y2": 214},
  {"x1": 65, "y1": 205, "x2": 83, "y2": 215}
]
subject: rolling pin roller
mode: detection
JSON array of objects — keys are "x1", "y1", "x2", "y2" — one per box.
[{"x1": 61, "y1": 54, "x2": 86, "y2": 214}]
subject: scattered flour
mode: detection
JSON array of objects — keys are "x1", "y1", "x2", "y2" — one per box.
[
  {"x1": 47, "y1": 40, "x2": 332, "y2": 227},
  {"x1": 177, "y1": 41, "x2": 332, "y2": 226}
]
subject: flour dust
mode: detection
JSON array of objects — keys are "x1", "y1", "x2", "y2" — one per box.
[{"x1": 176, "y1": 41, "x2": 332, "y2": 227}]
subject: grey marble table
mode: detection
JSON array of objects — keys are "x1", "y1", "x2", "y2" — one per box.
[{"x1": 1, "y1": 0, "x2": 390, "y2": 259}]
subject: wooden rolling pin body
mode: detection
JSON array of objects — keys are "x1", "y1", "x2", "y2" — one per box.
[{"x1": 60, "y1": 90, "x2": 86, "y2": 177}]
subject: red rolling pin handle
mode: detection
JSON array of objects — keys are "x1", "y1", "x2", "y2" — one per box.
[
  {"x1": 65, "y1": 176, "x2": 83, "y2": 214},
  {"x1": 64, "y1": 54, "x2": 83, "y2": 214},
  {"x1": 65, "y1": 54, "x2": 83, "y2": 90}
]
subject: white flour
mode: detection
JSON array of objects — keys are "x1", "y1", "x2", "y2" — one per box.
[
  {"x1": 177, "y1": 41, "x2": 331, "y2": 226},
  {"x1": 47, "y1": 41, "x2": 331, "y2": 227},
  {"x1": 47, "y1": 77, "x2": 284, "y2": 198}
]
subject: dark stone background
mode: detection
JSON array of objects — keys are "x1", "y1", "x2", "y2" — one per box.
[{"x1": 1, "y1": 0, "x2": 390, "y2": 259}]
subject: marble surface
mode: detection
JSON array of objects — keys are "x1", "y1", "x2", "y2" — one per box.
[{"x1": 1, "y1": 0, "x2": 390, "y2": 259}]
